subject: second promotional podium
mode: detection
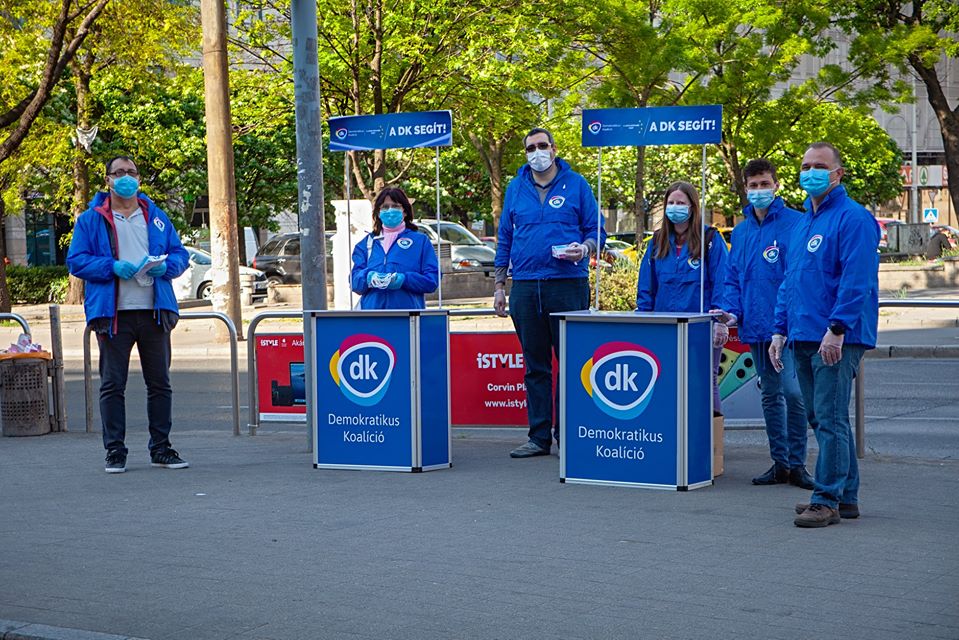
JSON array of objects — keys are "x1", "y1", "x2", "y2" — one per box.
[{"x1": 556, "y1": 311, "x2": 715, "y2": 490}]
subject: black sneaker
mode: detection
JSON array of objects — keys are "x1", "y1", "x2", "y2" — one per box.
[
  {"x1": 105, "y1": 450, "x2": 127, "y2": 474},
  {"x1": 151, "y1": 448, "x2": 190, "y2": 469},
  {"x1": 752, "y1": 463, "x2": 789, "y2": 485}
]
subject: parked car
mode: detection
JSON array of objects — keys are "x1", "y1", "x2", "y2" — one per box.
[
  {"x1": 413, "y1": 220, "x2": 497, "y2": 272},
  {"x1": 175, "y1": 246, "x2": 268, "y2": 301},
  {"x1": 479, "y1": 236, "x2": 497, "y2": 250},
  {"x1": 602, "y1": 238, "x2": 635, "y2": 264},
  {"x1": 251, "y1": 231, "x2": 337, "y2": 285}
]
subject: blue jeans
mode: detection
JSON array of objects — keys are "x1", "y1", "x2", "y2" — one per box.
[
  {"x1": 792, "y1": 341, "x2": 865, "y2": 508},
  {"x1": 750, "y1": 344, "x2": 810, "y2": 468},
  {"x1": 509, "y1": 278, "x2": 590, "y2": 448}
]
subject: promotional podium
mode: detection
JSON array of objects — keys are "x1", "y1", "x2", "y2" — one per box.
[
  {"x1": 556, "y1": 311, "x2": 714, "y2": 490},
  {"x1": 309, "y1": 310, "x2": 451, "y2": 472}
]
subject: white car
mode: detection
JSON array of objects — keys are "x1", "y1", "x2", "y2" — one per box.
[{"x1": 174, "y1": 246, "x2": 268, "y2": 301}]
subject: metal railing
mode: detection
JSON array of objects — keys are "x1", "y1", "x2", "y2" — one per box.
[
  {"x1": 0, "y1": 312, "x2": 31, "y2": 335},
  {"x1": 83, "y1": 311, "x2": 241, "y2": 436},
  {"x1": 855, "y1": 298, "x2": 959, "y2": 458},
  {"x1": 246, "y1": 310, "x2": 305, "y2": 435}
]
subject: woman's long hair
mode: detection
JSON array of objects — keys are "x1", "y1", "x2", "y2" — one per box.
[
  {"x1": 653, "y1": 181, "x2": 703, "y2": 260},
  {"x1": 372, "y1": 187, "x2": 418, "y2": 235}
]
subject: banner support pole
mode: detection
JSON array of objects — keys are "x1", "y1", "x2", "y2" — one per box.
[
  {"x1": 700, "y1": 145, "x2": 708, "y2": 314},
  {"x1": 436, "y1": 146, "x2": 443, "y2": 308},
  {"x1": 593, "y1": 147, "x2": 603, "y2": 312},
  {"x1": 345, "y1": 151, "x2": 354, "y2": 310}
]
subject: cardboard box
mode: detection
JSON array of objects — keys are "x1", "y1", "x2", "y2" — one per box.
[{"x1": 713, "y1": 414, "x2": 724, "y2": 477}]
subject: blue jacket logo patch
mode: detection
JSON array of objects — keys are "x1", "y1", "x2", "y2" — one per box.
[
  {"x1": 806, "y1": 234, "x2": 823, "y2": 252},
  {"x1": 153, "y1": 217, "x2": 165, "y2": 232},
  {"x1": 397, "y1": 237, "x2": 413, "y2": 249},
  {"x1": 548, "y1": 196, "x2": 566, "y2": 208},
  {"x1": 687, "y1": 257, "x2": 701, "y2": 269},
  {"x1": 762, "y1": 245, "x2": 780, "y2": 263}
]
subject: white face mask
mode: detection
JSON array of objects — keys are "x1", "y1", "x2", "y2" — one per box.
[{"x1": 526, "y1": 149, "x2": 553, "y2": 173}]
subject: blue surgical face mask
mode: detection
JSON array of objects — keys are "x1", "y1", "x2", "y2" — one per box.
[
  {"x1": 665, "y1": 204, "x2": 691, "y2": 224},
  {"x1": 799, "y1": 168, "x2": 837, "y2": 198},
  {"x1": 747, "y1": 189, "x2": 776, "y2": 210},
  {"x1": 111, "y1": 175, "x2": 139, "y2": 199},
  {"x1": 379, "y1": 207, "x2": 404, "y2": 228}
]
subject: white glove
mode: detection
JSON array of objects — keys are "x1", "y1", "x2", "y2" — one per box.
[
  {"x1": 708, "y1": 309, "x2": 738, "y2": 326},
  {"x1": 769, "y1": 334, "x2": 786, "y2": 373},
  {"x1": 713, "y1": 322, "x2": 729, "y2": 347}
]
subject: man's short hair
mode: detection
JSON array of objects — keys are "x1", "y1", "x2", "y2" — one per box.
[
  {"x1": 743, "y1": 158, "x2": 778, "y2": 182},
  {"x1": 807, "y1": 142, "x2": 842, "y2": 167},
  {"x1": 523, "y1": 128, "x2": 555, "y2": 148},
  {"x1": 105, "y1": 156, "x2": 136, "y2": 175}
]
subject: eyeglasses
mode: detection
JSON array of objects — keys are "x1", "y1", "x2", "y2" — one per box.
[
  {"x1": 525, "y1": 142, "x2": 551, "y2": 153},
  {"x1": 109, "y1": 169, "x2": 139, "y2": 178}
]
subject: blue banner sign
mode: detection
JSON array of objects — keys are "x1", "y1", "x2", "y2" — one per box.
[
  {"x1": 329, "y1": 111, "x2": 453, "y2": 151},
  {"x1": 581, "y1": 105, "x2": 722, "y2": 147}
]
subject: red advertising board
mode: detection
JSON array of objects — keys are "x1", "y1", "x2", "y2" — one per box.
[
  {"x1": 255, "y1": 333, "x2": 306, "y2": 422},
  {"x1": 450, "y1": 332, "x2": 554, "y2": 427}
]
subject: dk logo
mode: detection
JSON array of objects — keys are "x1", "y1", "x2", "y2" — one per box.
[
  {"x1": 580, "y1": 342, "x2": 660, "y2": 420},
  {"x1": 329, "y1": 334, "x2": 396, "y2": 406}
]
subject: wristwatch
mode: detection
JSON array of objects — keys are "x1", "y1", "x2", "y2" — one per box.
[{"x1": 828, "y1": 322, "x2": 846, "y2": 336}]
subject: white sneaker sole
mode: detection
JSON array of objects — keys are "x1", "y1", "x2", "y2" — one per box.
[
  {"x1": 105, "y1": 467, "x2": 126, "y2": 473},
  {"x1": 151, "y1": 462, "x2": 189, "y2": 469}
]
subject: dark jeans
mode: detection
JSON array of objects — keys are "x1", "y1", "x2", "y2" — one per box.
[
  {"x1": 97, "y1": 310, "x2": 174, "y2": 455},
  {"x1": 509, "y1": 278, "x2": 590, "y2": 448},
  {"x1": 793, "y1": 341, "x2": 865, "y2": 509}
]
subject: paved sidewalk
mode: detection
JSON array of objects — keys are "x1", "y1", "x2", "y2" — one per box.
[{"x1": 0, "y1": 427, "x2": 957, "y2": 640}]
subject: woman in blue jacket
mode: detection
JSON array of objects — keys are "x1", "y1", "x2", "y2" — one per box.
[
  {"x1": 636, "y1": 181, "x2": 729, "y2": 412},
  {"x1": 351, "y1": 187, "x2": 439, "y2": 309}
]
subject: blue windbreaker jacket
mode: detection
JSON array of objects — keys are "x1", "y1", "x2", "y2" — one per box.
[
  {"x1": 66, "y1": 192, "x2": 189, "y2": 330},
  {"x1": 495, "y1": 158, "x2": 606, "y2": 280},
  {"x1": 773, "y1": 185, "x2": 880, "y2": 347},
  {"x1": 721, "y1": 198, "x2": 802, "y2": 344},
  {"x1": 636, "y1": 227, "x2": 729, "y2": 313},
  {"x1": 350, "y1": 228, "x2": 439, "y2": 310}
]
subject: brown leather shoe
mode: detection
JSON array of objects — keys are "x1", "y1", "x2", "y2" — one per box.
[
  {"x1": 794, "y1": 504, "x2": 840, "y2": 528},
  {"x1": 795, "y1": 502, "x2": 860, "y2": 519}
]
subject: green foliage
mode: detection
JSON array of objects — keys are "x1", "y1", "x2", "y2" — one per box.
[
  {"x1": 589, "y1": 263, "x2": 640, "y2": 311},
  {"x1": 5, "y1": 265, "x2": 69, "y2": 304}
]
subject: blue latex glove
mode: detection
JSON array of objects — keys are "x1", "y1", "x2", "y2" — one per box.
[
  {"x1": 386, "y1": 273, "x2": 405, "y2": 290},
  {"x1": 146, "y1": 262, "x2": 167, "y2": 277},
  {"x1": 112, "y1": 260, "x2": 138, "y2": 280}
]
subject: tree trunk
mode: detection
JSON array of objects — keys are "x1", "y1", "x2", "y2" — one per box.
[
  {"x1": 912, "y1": 57, "x2": 959, "y2": 220},
  {"x1": 466, "y1": 132, "x2": 506, "y2": 233},
  {"x1": 65, "y1": 49, "x2": 94, "y2": 306},
  {"x1": 633, "y1": 145, "x2": 647, "y2": 237}
]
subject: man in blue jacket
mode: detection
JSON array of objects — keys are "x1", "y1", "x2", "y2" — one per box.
[
  {"x1": 67, "y1": 156, "x2": 190, "y2": 474},
  {"x1": 712, "y1": 159, "x2": 814, "y2": 489},
  {"x1": 769, "y1": 142, "x2": 880, "y2": 527},
  {"x1": 494, "y1": 128, "x2": 605, "y2": 458}
]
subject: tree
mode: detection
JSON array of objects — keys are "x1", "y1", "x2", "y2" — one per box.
[
  {"x1": 566, "y1": 0, "x2": 692, "y2": 234},
  {"x1": 839, "y1": 0, "x2": 959, "y2": 219},
  {"x1": 0, "y1": 0, "x2": 111, "y2": 165}
]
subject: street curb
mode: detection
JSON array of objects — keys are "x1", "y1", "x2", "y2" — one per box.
[
  {"x1": 866, "y1": 345, "x2": 959, "y2": 358},
  {"x1": 0, "y1": 619, "x2": 148, "y2": 640}
]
